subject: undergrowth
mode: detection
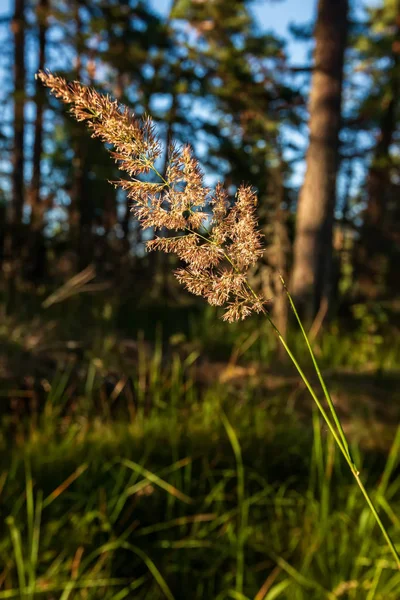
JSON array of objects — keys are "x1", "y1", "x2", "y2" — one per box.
[
  {"x1": 1, "y1": 324, "x2": 400, "y2": 598},
  {"x1": 1, "y1": 389, "x2": 400, "y2": 599}
]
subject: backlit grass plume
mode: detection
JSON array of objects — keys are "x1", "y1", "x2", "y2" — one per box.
[
  {"x1": 37, "y1": 70, "x2": 266, "y2": 323},
  {"x1": 38, "y1": 70, "x2": 400, "y2": 570}
]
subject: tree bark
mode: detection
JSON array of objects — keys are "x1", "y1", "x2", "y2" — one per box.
[
  {"x1": 25, "y1": 0, "x2": 49, "y2": 282},
  {"x1": 70, "y1": 0, "x2": 92, "y2": 270},
  {"x1": 4, "y1": 0, "x2": 26, "y2": 310},
  {"x1": 358, "y1": 12, "x2": 400, "y2": 299},
  {"x1": 30, "y1": 0, "x2": 48, "y2": 230},
  {"x1": 11, "y1": 0, "x2": 26, "y2": 227},
  {"x1": 291, "y1": 0, "x2": 348, "y2": 319}
]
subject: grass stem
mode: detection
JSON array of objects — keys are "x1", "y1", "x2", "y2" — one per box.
[{"x1": 266, "y1": 280, "x2": 400, "y2": 569}]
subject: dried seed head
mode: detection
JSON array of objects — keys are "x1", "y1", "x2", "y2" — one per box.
[{"x1": 39, "y1": 70, "x2": 269, "y2": 321}]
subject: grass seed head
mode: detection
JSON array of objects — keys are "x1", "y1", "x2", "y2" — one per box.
[{"x1": 38, "y1": 70, "x2": 268, "y2": 321}]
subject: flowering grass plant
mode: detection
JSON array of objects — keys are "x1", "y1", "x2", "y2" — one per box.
[{"x1": 37, "y1": 70, "x2": 400, "y2": 569}]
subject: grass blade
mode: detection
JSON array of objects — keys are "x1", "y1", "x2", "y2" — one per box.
[
  {"x1": 221, "y1": 409, "x2": 246, "y2": 597},
  {"x1": 270, "y1": 278, "x2": 400, "y2": 569},
  {"x1": 121, "y1": 458, "x2": 192, "y2": 504},
  {"x1": 6, "y1": 517, "x2": 26, "y2": 595}
]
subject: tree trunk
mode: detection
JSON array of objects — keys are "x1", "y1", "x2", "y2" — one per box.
[
  {"x1": 11, "y1": 0, "x2": 26, "y2": 227},
  {"x1": 4, "y1": 0, "x2": 26, "y2": 311},
  {"x1": 30, "y1": 0, "x2": 48, "y2": 230},
  {"x1": 291, "y1": 0, "x2": 348, "y2": 319},
  {"x1": 366, "y1": 85, "x2": 398, "y2": 231},
  {"x1": 71, "y1": 0, "x2": 92, "y2": 270},
  {"x1": 358, "y1": 24, "x2": 400, "y2": 298},
  {"x1": 27, "y1": 0, "x2": 49, "y2": 282}
]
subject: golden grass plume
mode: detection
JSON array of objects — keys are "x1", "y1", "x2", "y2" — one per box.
[{"x1": 37, "y1": 70, "x2": 267, "y2": 322}]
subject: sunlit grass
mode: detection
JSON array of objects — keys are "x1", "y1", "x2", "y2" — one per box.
[
  {"x1": 1, "y1": 294, "x2": 400, "y2": 597},
  {"x1": 1, "y1": 356, "x2": 400, "y2": 598}
]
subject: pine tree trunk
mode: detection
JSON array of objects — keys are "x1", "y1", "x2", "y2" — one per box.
[
  {"x1": 5, "y1": 0, "x2": 26, "y2": 310},
  {"x1": 28, "y1": 0, "x2": 49, "y2": 282},
  {"x1": 31, "y1": 0, "x2": 48, "y2": 230},
  {"x1": 11, "y1": 0, "x2": 26, "y2": 227},
  {"x1": 71, "y1": 0, "x2": 92, "y2": 270},
  {"x1": 291, "y1": 0, "x2": 348, "y2": 319},
  {"x1": 358, "y1": 33, "x2": 399, "y2": 298}
]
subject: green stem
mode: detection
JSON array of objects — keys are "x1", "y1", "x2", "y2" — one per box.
[
  {"x1": 281, "y1": 276, "x2": 353, "y2": 466},
  {"x1": 266, "y1": 285, "x2": 400, "y2": 569},
  {"x1": 354, "y1": 470, "x2": 400, "y2": 568},
  {"x1": 143, "y1": 153, "x2": 400, "y2": 568},
  {"x1": 142, "y1": 156, "x2": 169, "y2": 188},
  {"x1": 264, "y1": 314, "x2": 350, "y2": 466}
]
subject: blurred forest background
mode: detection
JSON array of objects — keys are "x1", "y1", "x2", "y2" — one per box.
[{"x1": 0, "y1": 0, "x2": 400, "y2": 598}]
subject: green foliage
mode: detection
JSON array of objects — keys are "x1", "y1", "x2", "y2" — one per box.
[
  {"x1": 1, "y1": 0, "x2": 400, "y2": 591},
  {"x1": 350, "y1": 303, "x2": 388, "y2": 366},
  {"x1": 1, "y1": 289, "x2": 400, "y2": 597},
  {"x1": 0, "y1": 374, "x2": 400, "y2": 598}
]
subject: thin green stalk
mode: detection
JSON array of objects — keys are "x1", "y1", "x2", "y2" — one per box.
[
  {"x1": 354, "y1": 470, "x2": 400, "y2": 567},
  {"x1": 232, "y1": 277, "x2": 352, "y2": 468},
  {"x1": 143, "y1": 155, "x2": 169, "y2": 187},
  {"x1": 281, "y1": 276, "x2": 353, "y2": 466},
  {"x1": 6, "y1": 517, "x2": 26, "y2": 596},
  {"x1": 270, "y1": 282, "x2": 400, "y2": 569},
  {"x1": 377, "y1": 423, "x2": 400, "y2": 499},
  {"x1": 221, "y1": 409, "x2": 246, "y2": 596},
  {"x1": 140, "y1": 152, "x2": 400, "y2": 568},
  {"x1": 264, "y1": 313, "x2": 350, "y2": 467}
]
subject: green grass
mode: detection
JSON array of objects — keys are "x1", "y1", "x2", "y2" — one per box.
[
  {"x1": 1, "y1": 296, "x2": 400, "y2": 598},
  {"x1": 1, "y1": 358, "x2": 400, "y2": 598}
]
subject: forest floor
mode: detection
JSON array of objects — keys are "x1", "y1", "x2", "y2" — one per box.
[{"x1": 0, "y1": 301, "x2": 399, "y2": 598}]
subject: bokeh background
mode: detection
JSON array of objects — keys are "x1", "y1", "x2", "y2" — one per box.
[{"x1": 0, "y1": 0, "x2": 400, "y2": 598}]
